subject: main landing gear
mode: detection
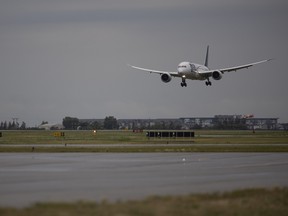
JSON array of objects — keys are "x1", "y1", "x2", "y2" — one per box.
[
  {"x1": 181, "y1": 76, "x2": 187, "y2": 87},
  {"x1": 205, "y1": 79, "x2": 212, "y2": 86}
]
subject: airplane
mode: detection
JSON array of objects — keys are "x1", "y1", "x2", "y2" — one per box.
[{"x1": 128, "y1": 46, "x2": 272, "y2": 87}]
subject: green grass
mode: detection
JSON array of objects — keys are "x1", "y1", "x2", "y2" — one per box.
[
  {"x1": 0, "y1": 130, "x2": 287, "y2": 144},
  {"x1": 1, "y1": 130, "x2": 288, "y2": 152},
  {"x1": 0, "y1": 130, "x2": 146, "y2": 144},
  {"x1": 1, "y1": 188, "x2": 287, "y2": 216}
]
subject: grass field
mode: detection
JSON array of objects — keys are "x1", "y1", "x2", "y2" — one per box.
[
  {"x1": 1, "y1": 188, "x2": 287, "y2": 216},
  {"x1": 0, "y1": 130, "x2": 288, "y2": 152},
  {"x1": 0, "y1": 130, "x2": 288, "y2": 144}
]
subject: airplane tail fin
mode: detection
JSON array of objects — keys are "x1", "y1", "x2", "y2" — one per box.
[{"x1": 204, "y1": 45, "x2": 209, "y2": 67}]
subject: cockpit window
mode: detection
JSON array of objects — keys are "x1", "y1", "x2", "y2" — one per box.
[{"x1": 178, "y1": 65, "x2": 187, "y2": 68}]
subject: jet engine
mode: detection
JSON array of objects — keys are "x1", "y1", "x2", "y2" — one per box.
[
  {"x1": 212, "y1": 70, "x2": 223, "y2": 80},
  {"x1": 161, "y1": 73, "x2": 172, "y2": 83}
]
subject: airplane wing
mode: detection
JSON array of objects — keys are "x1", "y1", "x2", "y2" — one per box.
[
  {"x1": 199, "y1": 59, "x2": 272, "y2": 75},
  {"x1": 128, "y1": 64, "x2": 181, "y2": 77}
]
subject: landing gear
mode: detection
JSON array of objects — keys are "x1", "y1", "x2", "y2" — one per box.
[
  {"x1": 181, "y1": 76, "x2": 187, "y2": 87},
  {"x1": 205, "y1": 79, "x2": 212, "y2": 86},
  {"x1": 181, "y1": 82, "x2": 187, "y2": 87}
]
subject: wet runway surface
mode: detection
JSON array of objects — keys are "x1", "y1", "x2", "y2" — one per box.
[{"x1": 1, "y1": 153, "x2": 288, "y2": 207}]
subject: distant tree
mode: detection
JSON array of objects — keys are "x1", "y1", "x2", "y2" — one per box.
[
  {"x1": 8, "y1": 121, "x2": 12, "y2": 130},
  {"x1": 78, "y1": 122, "x2": 89, "y2": 130},
  {"x1": 41, "y1": 121, "x2": 48, "y2": 125},
  {"x1": 90, "y1": 121, "x2": 102, "y2": 130},
  {"x1": 103, "y1": 116, "x2": 118, "y2": 129},
  {"x1": 62, "y1": 117, "x2": 79, "y2": 130},
  {"x1": 3, "y1": 121, "x2": 7, "y2": 130},
  {"x1": 20, "y1": 122, "x2": 26, "y2": 130}
]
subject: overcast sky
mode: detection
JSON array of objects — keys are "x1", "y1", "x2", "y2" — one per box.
[{"x1": 1, "y1": 0, "x2": 288, "y2": 126}]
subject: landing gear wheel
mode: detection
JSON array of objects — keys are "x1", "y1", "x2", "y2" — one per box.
[
  {"x1": 205, "y1": 81, "x2": 212, "y2": 86},
  {"x1": 181, "y1": 82, "x2": 187, "y2": 87}
]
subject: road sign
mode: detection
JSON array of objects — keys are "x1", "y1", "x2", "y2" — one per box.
[{"x1": 54, "y1": 132, "x2": 65, "y2": 137}]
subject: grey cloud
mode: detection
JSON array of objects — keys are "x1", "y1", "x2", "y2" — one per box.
[{"x1": 0, "y1": 0, "x2": 287, "y2": 126}]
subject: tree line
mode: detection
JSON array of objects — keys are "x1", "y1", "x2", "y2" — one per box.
[
  {"x1": 0, "y1": 117, "x2": 119, "y2": 130},
  {"x1": 62, "y1": 116, "x2": 184, "y2": 130},
  {"x1": 0, "y1": 116, "x2": 253, "y2": 131},
  {"x1": 62, "y1": 116, "x2": 118, "y2": 130},
  {"x1": 0, "y1": 121, "x2": 26, "y2": 130}
]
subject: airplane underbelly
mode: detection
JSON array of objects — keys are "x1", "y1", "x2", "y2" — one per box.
[{"x1": 185, "y1": 71, "x2": 205, "y2": 80}]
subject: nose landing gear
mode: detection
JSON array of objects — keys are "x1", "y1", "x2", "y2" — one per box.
[
  {"x1": 181, "y1": 82, "x2": 187, "y2": 87},
  {"x1": 181, "y1": 76, "x2": 187, "y2": 87}
]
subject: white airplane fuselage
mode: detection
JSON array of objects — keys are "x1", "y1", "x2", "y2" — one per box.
[{"x1": 177, "y1": 61, "x2": 209, "y2": 81}]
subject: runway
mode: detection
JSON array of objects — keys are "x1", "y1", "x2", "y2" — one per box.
[{"x1": 1, "y1": 153, "x2": 288, "y2": 207}]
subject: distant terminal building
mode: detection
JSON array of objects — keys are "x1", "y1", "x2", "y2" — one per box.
[
  {"x1": 180, "y1": 115, "x2": 278, "y2": 130},
  {"x1": 245, "y1": 118, "x2": 278, "y2": 130},
  {"x1": 118, "y1": 118, "x2": 182, "y2": 130}
]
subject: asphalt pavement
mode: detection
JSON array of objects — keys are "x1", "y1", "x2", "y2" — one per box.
[{"x1": 1, "y1": 153, "x2": 288, "y2": 207}]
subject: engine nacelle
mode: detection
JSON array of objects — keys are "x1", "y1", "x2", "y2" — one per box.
[
  {"x1": 212, "y1": 70, "x2": 223, "y2": 80},
  {"x1": 161, "y1": 73, "x2": 172, "y2": 83}
]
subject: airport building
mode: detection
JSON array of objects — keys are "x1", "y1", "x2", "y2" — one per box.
[
  {"x1": 180, "y1": 115, "x2": 278, "y2": 130},
  {"x1": 118, "y1": 118, "x2": 183, "y2": 130},
  {"x1": 117, "y1": 115, "x2": 279, "y2": 130}
]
